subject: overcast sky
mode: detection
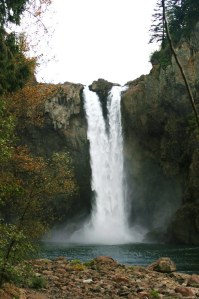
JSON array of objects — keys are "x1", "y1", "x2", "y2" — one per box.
[{"x1": 35, "y1": 0, "x2": 159, "y2": 85}]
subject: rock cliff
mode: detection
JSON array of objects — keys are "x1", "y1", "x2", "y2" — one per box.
[
  {"x1": 44, "y1": 82, "x2": 92, "y2": 221},
  {"x1": 121, "y1": 22, "x2": 199, "y2": 244}
]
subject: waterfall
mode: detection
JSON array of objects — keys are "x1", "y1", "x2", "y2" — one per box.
[
  {"x1": 77, "y1": 85, "x2": 132, "y2": 244},
  {"x1": 68, "y1": 85, "x2": 144, "y2": 244}
]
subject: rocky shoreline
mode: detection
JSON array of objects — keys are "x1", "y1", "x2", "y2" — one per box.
[{"x1": 1, "y1": 256, "x2": 199, "y2": 299}]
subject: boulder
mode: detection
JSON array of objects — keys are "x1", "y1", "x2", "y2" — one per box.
[
  {"x1": 147, "y1": 257, "x2": 176, "y2": 273},
  {"x1": 93, "y1": 256, "x2": 118, "y2": 267}
]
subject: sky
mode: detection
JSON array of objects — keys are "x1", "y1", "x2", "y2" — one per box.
[{"x1": 35, "y1": 0, "x2": 159, "y2": 86}]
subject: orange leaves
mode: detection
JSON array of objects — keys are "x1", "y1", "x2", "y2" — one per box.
[
  {"x1": 11, "y1": 147, "x2": 78, "y2": 200},
  {"x1": 13, "y1": 146, "x2": 46, "y2": 173},
  {"x1": 8, "y1": 82, "x2": 60, "y2": 127}
]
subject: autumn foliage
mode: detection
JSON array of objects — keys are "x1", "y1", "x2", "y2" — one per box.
[
  {"x1": 0, "y1": 0, "x2": 78, "y2": 287},
  {"x1": 7, "y1": 82, "x2": 60, "y2": 127}
]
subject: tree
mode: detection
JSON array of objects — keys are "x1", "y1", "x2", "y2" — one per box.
[
  {"x1": 0, "y1": 31, "x2": 33, "y2": 94},
  {"x1": 0, "y1": 0, "x2": 52, "y2": 94},
  {"x1": 0, "y1": 143, "x2": 78, "y2": 285},
  {"x1": 0, "y1": 79, "x2": 78, "y2": 286},
  {"x1": 0, "y1": 0, "x2": 31, "y2": 94},
  {"x1": 149, "y1": 0, "x2": 174, "y2": 45},
  {"x1": 169, "y1": 0, "x2": 199, "y2": 43},
  {"x1": 0, "y1": 0, "x2": 78, "y2": 287},
  {"x1": 150, "y1": 0, "x2": 199, "y2": 46},
  {"x1": 0, "y1": 0, "x2": 27, "y2": 27}
]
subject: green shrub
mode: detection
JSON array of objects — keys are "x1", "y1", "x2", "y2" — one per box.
[
  {"x1": 84, "y1": 260, "x2": 95, "y2": 267},
  {"x1": 150, "y1": 289, "x2": 160, "y2": 298},
  {"x1": 70, "y1": 259, "x2": 81, "y2": 265},
  {"x1": 150, "y1": 47, "x2": 172, "y2": 70},
  {"x1": 28, "y1": 275, "x2": 47, "y2": 289}
]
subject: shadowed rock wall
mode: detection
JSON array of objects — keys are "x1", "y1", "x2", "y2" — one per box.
[{"x1": 121, "y1": 22, "x2": 199, "y2": 244}]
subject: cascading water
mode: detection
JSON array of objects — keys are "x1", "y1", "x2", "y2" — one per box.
[
  {"x1": 69, "y1": 85, "x2": 143, "y2": 244},
  {"x1": 69, "y1": 85, "x2": 134, "y2": 244},
  {"x1": 85, "y1": 85, "x2": 129, "y2": 243}
]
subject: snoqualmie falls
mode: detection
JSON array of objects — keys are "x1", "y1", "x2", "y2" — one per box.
[{"x1": 69, "y1": 85, "x2": 142, "y2": 244}]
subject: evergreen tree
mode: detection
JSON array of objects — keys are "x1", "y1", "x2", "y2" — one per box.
[
  {"x1": 0, "y1": 0, "x2": 28, "y2": 27},
  {"x1": 150, "y1": 0, "x2": 199, "y2": 46},
  {"x1": 0, "y1": 0, "x2": 32, "y2": 94}
]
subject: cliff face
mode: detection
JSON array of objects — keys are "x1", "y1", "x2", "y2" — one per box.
[
  {"x1": 122, "y1": 22, "x2": 199, "y2": 244},
  {"x1": 45, "y1": 83, "x2": 91, "y2": 218}
]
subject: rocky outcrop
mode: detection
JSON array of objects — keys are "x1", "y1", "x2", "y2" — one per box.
[
  {"x1": 121, "y1": 22, "x2": 199, "y2": 244},
  {"x1": 43, "y1": 82, "x2": 92, "y2": 222},
  {"x1": 89, "y1": 78, "x2": 118, "y2": 118},
  {"x1": 45, "y1": 82, "x2": 83, "y2": 130}
]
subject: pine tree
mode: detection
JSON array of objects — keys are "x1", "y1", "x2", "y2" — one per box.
[
  {"x1": 0, "y1": 0, "x2": 31, "y2": 94},
  {"x1": 150, "y1": 0, "x2": 199, "y2": 46},
  {"x1": 0, "y1": 0, "x2": 27, "y2": 27}
]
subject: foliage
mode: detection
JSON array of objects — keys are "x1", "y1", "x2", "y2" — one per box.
[
  {"x1": 0, "y1": 0, "x2": 78, "y2": 288},
  {"x1": 150, "y1": 0, "x2": 199, "y2": 46},
  {"x1": 149, "y1": 0, "x2": 167, "y2": 45},
  {"x1": 70, "y1": 259, "x2": 81, "y2": 265},
  {"x1": 0, "y1": 31, "x2": 33, "y2": 95},
  {"x1": 8, "y1": 81, "x2": 60, "y2": 127},
  {"x1": 28, "y1": 275, "x2": 47, "y2": 289},
  {"x1": 0, "y1": 0, "x2": 34, "y2": 94},
  {"x1": 168, "y1": 0, "x2": 199, "y2": 44},
  {"x1": 150, "y1": 289, "x2": 160, "y2": 298},
  {"x1": 150, "y1": 46, "x2": 172, "y2": 69},
  {"x1": 84, "y1": 260, "x2": 95, "y2": 267},
  {"x1": 0, "y1": 144, "x2": 78, "y2": 285},
  {"x1": 0, "y1": 64, "x2": 77, "y2": 288},
  {"x1": 0, "y1": 222, "x2": 36, "y2": 285},
  {"x1": 0, "y1": 0, "x2": 53, "y2": 95},
  {"x1": 0, "y1": 98, "x2": 15, "y2": 162},
  {"x1": 0, "y1": 0, "x2": 27, "y2": 27}
]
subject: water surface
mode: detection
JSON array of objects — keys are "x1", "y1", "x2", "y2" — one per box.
[{"x1": 40, "y1": 242, "x2": 199, "y2": 274}]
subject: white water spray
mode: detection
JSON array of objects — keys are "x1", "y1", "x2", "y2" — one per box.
[
  {"x1": 81, "y1": 86, "x2": 131, "y2": 243},
  {"x1": 69, "y1": 85, "x2": 143, "y2": 244}
]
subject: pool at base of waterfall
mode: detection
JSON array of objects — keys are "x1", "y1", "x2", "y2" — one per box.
[{"x1": 39, "y1": 242, "x2": 199, "y2": 274}]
